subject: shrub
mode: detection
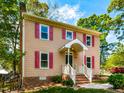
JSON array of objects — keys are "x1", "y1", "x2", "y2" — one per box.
[
  {"x1": 62, "y1": 78, "x2": 74, "y2": 87},
  {"x1": 107, "y1": 74, "x2": 124, "y2": 89},
  {"x1": 51, "y1": 75, "x2": 62, "y2": 83}
]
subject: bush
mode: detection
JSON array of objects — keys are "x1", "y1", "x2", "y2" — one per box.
[
  {"x1": 107, "y1": 74, "x2": 124, "y2": 89},
  {"x1": 62, "y1": 78, "x2": 74, "y2": 87},
  {"x1": 51, "y1": 75, "x2": 62, "y2": 83}
]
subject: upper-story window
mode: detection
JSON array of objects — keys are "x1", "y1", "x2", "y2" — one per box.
[
  {"x1": 66, "y1": 30, "x2": 73, "y2": 40},
  {"x1": 40, "y1": 25, "x2": 49, "y2": 40},
  {"x1": 86, "y1": 35, "x2": 92, "y2": 46},
  {"x1": 40, "y1": 52, "x2": 49, "y2": 69}
]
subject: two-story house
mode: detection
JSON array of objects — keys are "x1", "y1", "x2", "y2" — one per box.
[{"x1": 22, "y1": 13, "x2": 101, "y2": 87}]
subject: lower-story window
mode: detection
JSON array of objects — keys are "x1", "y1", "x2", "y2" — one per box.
[
  {"x1": 86, "y1": 57, "x2": 91, "y2": 68},
  {"x1": 40, "y1": 52, "x2": 49, "y2": 69}
]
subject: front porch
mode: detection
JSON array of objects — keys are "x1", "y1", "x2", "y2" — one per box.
[{"x1": 59, "y1": 39, "x2": 93, "y2": 84}]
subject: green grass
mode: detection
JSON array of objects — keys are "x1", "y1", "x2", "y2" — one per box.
[{"x1": 26, "y1": 87, "x2": 115, "y2": 93}]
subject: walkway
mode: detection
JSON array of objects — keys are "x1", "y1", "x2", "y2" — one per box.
[{"x1": 78, "y1": 83, "x2": 113, "y2": 89}]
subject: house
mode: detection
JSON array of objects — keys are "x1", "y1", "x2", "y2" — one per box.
[{"x1": 21, "y1": 13, "x2": 101, "y2": 86}]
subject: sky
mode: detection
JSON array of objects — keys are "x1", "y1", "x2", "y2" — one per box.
[{"x1": 40, "y1": 0, "x2": 117, "y2": 43}]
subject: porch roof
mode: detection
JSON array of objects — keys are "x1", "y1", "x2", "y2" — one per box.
[{"x1": 59, "y1": 39, "x2": 88, "y2": 52}]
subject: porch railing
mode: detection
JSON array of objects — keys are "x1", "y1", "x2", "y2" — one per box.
[
  {"x1": 62, "y1": 64, "x2": 76, "y2": 84},
  {"x1": 82, "y1": 64, "x2": 92, "y2": 82}
]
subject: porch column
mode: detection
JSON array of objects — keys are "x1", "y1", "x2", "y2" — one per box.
[
  {"x1": 67, "y1": 48, "x2": 70, "y2": 65},
  {"x1": 83, "y1": 50, "x2": 86, "y2": 65}
]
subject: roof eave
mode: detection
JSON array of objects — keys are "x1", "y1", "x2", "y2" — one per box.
[{"x1": 23, "y1": 13, "x2": 102, "y2": 36}]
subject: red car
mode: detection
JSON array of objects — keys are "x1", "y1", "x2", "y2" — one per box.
[{"x1": 110, "y1": 67, "x2": 124, "y2": 73}]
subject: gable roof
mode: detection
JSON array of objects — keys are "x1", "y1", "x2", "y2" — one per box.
[{"x1": 23, "y1": 13, "x2": 101, "y2": 36}]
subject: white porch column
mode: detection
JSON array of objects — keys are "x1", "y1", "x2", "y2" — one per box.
[
  {"x1": 83, "y1": 50, "x2": 86, "y2": 65},
  {"x1": 67, "y1": 48, "x2": 70, "y2": 65}
]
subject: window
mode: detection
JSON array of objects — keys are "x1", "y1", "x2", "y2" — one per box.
[
  {"x1": 86, "y1": 57, "x2": 91, "y2": 68},
  {"x1": 40, "y1": 53, "x2": 49, "y2": 69},
  {"x1": 66, "y1": 31, "x2": 73, "y2": 40},
  {"x1": 40, "y1": 25, "x2": 49, "y2": 40},
  {"x1": 86, "y1": 35, "x2": 91, "y2": 46}
]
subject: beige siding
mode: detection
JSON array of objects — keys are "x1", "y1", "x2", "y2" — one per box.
[{"x1": 23, "y1": 20, "x2": 100, "y2": 77}]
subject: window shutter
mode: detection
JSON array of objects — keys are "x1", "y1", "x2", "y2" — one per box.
[
  {"x1": 35, "y1": 51, "x2": 40, "y2": 68},
  {"x1": 92, "y1": 35, "x2": 95, "y2": 47},
  {"x1": 49, "y1": 26, "x2": 53, "y2": 40},
  {"x1": 35, "y1": 23, "x2": 40, "y2": 39},
  {"x1": 84, "y1": 55, "x2": 86, "y2": 65},
  {"x1": 49, "y1": 52, "x2": 53, "y2": 69},
  {"x1": 92, "y1": 56, "x2": 95, "y2": 69},
  {"x1": 83, "y1": 34, "x2": 86, "y2": 45},
  {"x1": 73, "y1": 32, "x2": 76, "y2": 40},
  {"x1": 62, "y1": 28, "x2": 66, "y2": 39}
]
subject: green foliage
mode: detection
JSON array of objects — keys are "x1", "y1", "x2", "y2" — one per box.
[
  {"x1": 108, "y1": 0, "x2": 124, "y2": 13},
  {"x1": 51, "y1": 75, "x2": 74, "y2": 87},
  {"x1": 76, "y1": 88, "x2": 114, "y2": 93},
  {"x1": 0, "y1": 0, "x2": 49, "y2": 72},
  {"x1": 77, "y1": 14, "x2": 112, "y2": 32},
  {"x1": 24, "y1": 0, "x2": 49, "y2": 17},
  {"x1": 30, "y1": 87, "x2": 114, "y2": 93},
  {"x1": 103, "y1": 43, "x2": 124, "y2": 69},
  {"x1": 107, "y1": 0, "x2": 124, "y2": 41},
  {"x1": 107, "y1": 74, "x2": 124, "y2": 89},
  {"x1": 62, "y1": 78, "x2": 74, "y2": 87},
  {"x1": 51, "y1": 75, "x2": 62, "y2": 83}
]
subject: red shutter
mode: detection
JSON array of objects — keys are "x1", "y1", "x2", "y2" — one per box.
[
  {"x1": 35, "y1": 51, "x2": 40, "y2": 68},
  {"x1": 62, "y1": 28, "x2": 66, "y2": 39},
  {"x1": 49, "y1": 52, "x2": 53, "y2": 69},
  {"x1": 92, "y1": 56, "x2": 95, "y2": 69},
  {"x1": 84, "y1": 55, "x2": 86, "y2": 65},
  {"x1": 73, "y1": 32, "x2": 76, "y2": 40},
  {"x1": 92, "y1": 35, "x2": 95, "y2": 47},
  {"x1": 83, "y1": 34, "x2": 86, "y2": 45},
  {"x1": 35, "y1": 23, "x2": 40, "y2": 39},
  {"x1": 49, "y1": 26, "x2": 53, "y2": 40}
]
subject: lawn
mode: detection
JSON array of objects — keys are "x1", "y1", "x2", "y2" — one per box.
[{"x1": 26, "y1": 87, "x2": 115, "y2": 93}]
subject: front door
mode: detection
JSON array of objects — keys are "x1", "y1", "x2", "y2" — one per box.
[{"x1": 65, "y1": 53, "x2": 73, "y2": 66}]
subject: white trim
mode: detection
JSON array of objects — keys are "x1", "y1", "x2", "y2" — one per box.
[
  {"x1": 22, "y1": 20, "x2": 25, "y2": 78},
  {"x1": 40, "y1": 24, "x2": 49, "y2": 40},
  {"x1": 86, "y1": 35, "x2": 92, "y2": 47},
  {"x1": 86, "y1": 56, "x2": 92, "y2": 68},
  {"x1": 66, "y1": 30, "x2": 73, "y2": 40},
  {"x1": 61, "y1": 39, "x2": 88, "y2": 50},
  {"x1": 40, "y1": 52, "x2": 49, "y2": 69},
  {"x1": 22, "y1": 20, "x2": 25, "y2": 87}
]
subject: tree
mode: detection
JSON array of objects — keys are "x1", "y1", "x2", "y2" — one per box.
[
  {"x1": 25, "y1": 0, "x2": 48, "y2": 17},
  {"x1": 77, "y1": 14, "x2": 113, "y2": 63},
  {"x1": 103, "y1": 43, "x2": 124, "y2": 70},
  {"x1": 108, "y1": 0, "x2": 124, "y2": 41},
  {"x1": 0, "y1": 0, "x2": 49, "y2": 73}
]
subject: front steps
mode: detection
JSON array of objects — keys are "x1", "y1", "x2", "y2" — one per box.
[{"x1": 76, "y1": 74, "x2": 90, "y2": 85}]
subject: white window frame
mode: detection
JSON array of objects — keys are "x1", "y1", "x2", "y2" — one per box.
[
  {"x1": 66, "y1": 30, "x2": 73, "y2": 40},
  {"x1": 40, "y1": 24, "x2": 49, "y2": 40},
  {"x1": 86, "y1": 35, "x2": 92, "y2": 47},
  {"x1": 86, "y1": 56, "x2": 92, "y2": 68},
  {"x1": 40, "y1": 52, "x2": 49, "y2": 69}
]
